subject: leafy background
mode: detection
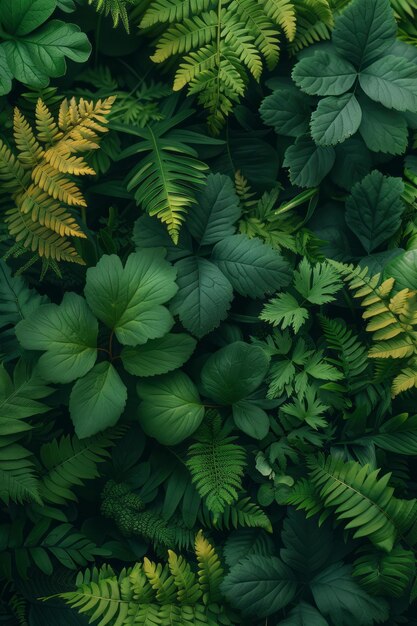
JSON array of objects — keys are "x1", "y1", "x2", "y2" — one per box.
[{"x1": 1, "y1": 0, "x2": 417, "y2": 624}]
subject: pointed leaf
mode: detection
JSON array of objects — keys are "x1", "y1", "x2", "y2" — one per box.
[
  {"x1": 292, "y1": 52, "x2": 357, "y2": 96},
  {"x1": 121, "y1": 333, "x2": 196, "y2": 377},
  {"x1": 311, "y1": 94, "x2": 362, "y2": 146}
]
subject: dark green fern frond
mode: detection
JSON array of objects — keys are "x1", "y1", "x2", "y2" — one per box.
[
  {"x1": 88, "y1": 0, "x2": 136, "y2": 32},
  {"x1": 187, "y1": 413, "x2": 246, "y2": 520},
  {"x1": 353, "y1": 546, "x2": 416, "y2": 597}
]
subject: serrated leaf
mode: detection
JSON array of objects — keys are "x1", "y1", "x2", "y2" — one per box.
[
  {"x1": 358, "y1": 96, "x2": 408, "y2": 155},
  {"x1": 0, "y1": 47, "x2": 12, "y2": 95},
  {"x1": 332, "y1": 137, "x2": 372, "y2": 190},
  {"x1": 359, "y1": 55, "x2": 417, "y2": 113},
  {"x1": 85, "y1": 251, "x2": 177, "y2": 346},
  {"x1": 212, "y1": 234, "x2": 291, "y2": 297},
  {"x1": 333, "y1": 0, "x2": 397, "y2": 68},
  {"x1": 383, "y1": 249, "x2": 417, "y2": 291},
  {"x1": 221, "y1": 555, "x2": 297, "y2": 617},
  {"x1": 170, "y1": 256, "x2": 233, "y2": 338},
  {"x1": 284, "y1": 137, "x2": 335, "y2": 187},
  {"x1": 1, "y1": 0, "x2": 56, "y2": 36},
  {"x1": 345, "y1": 170, "x2": 405, "y2": 253},
  {"x1": 261, "y1": 293, "x2": 309, "y2": 333},
  {"x1": 292, "y1": 52, "x2": 357, "y2": 96},
  {"x1": 187, "y1": 173, "x2": 241, "y2": 245},
  {"x1": 69, "y1": 362, "x2": 127, "y2": 439},
  {"x1": 311, "y1": 94, "x2": 362, "y2": 146},
  {"x1": 15, "y1": 293, "x2": 98, "y2": 384},
  {"x1": 293, "y1": 259, "x2": 343, "y2": 304},
  {"x1": 260, "y1": 89, "x2": 311, "y2": 137},
  {"x1": 121, "y1": 333, "x2": 196, "y2": 377},
  {"x1": 137, "y1": 371, "x2": 204, "y2": 445},
  {"x1": 279, "y1": 602, "x2": 330, "y2": 626}
]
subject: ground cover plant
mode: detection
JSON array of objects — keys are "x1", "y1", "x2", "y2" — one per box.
[{"x1": 1, "y1": 0, "x2": 417, "y2": 624}]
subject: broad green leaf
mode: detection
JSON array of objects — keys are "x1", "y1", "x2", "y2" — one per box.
[
  {"x1": 373, "y1": 414, "x2": 417, "y2": 455},
  {"x1": 170, "y1": 256, "x2": 233, "y2": 338},
  {"x1": 311, "y1": 562, "x2": 389, "y2": 625},
  {"x1": 260, "y1": 89, "x2": 311, "y2": 137},
  {"x1": 333, "y1": 0, "x2": 397, "y2": 68},
  {"x1": 224, "y1": 529, "x2": 274, "y2": 567},
  {"x1": 345, "y1": 171, "x2": 405, "y2": 253},
  {"x1": 279, "y1": 602, "x2": 329, "y2": 626},
  {"x1": 132, "y1": 215, "x2": 193, "y2": 262},
  {"x1": 15, "y1": 293, "x2": 98, "y2": 384},
  {"x1": 384, "y1": 249, "x2": 417, "y2": 291},
  {"x1": 121, "y1": 333, "x2": 196, "y2": 377},
  {"x1": 359, "y1": 56, "x2": 417, "y2": 113},
  {"x1": 311, "y1": 93, "x2": 362, "y2": 146},
  {"x1": 137, "y1": 371, "x2": 204, "y2": 445},
  {"x1": 292, "y1": 52, "x2": 357, "y2": 96},
  {"x1": 69, "y1": 363, "x2": 127, "y2": 439},
  {"x1": 212, "y1": 234, "x2": 291, "y2": 297},
  {"x1": 200, "y1": 342, "x2": 270, "y2": 404},
  {"x1": 0, "y1": 48, "x2": 12, "y2": 95},
  {"x1": 1, "y1": 0, "x2": 56, "y2": 36},
  {"x1": 284, "y1": 137, "x2": 335, "y2": 187},
  {"x1": 2, "y1": 20, "x2": 91, "y2": 89},
  {"x1": 232, "y1": 401, "x2": 270, "y2": 440},
  {"x1": 85, "y1": 251, "x2": 177, "y2": 346},
  {"x1": 187, "y1": 173, "x2": 241, "y2": 245},
  {"x1": 221, "y1": 555, "x2": 297, "y2": 617},
  {"x1": 0, "y1": 260, "x2": 48, "y2": 328},
  {"x1": 358, "y1": 96, "x2": 408, "y2": 155}
]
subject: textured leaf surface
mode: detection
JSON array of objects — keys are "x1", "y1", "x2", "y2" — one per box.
[
  {"x1": 359, "y1": 56, "x2": 417, "y2": 112},
  {"x1": 284, "y1": 137, "x2": 335, "y2": 187},
  {"x1": 69, "y1": 363, "x2": 127, "y2": 438},
  {"x1": 311, "y1": 94, "x2": 362, "y2": 146},
  {"x1": 293, "y1": 52, "x2": 357, "y2": 96},
  {"x1": 121, "y1": 333, "x2": 196, "y2": 376},
  {"x1": 137, "y1": 371, "x2": 204, "y2": 445}
]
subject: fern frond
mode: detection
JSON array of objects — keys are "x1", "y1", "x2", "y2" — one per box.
[
  {"x1": 199, "y1": 496, "x2": 273, "y2": 532},
  {"x1": 35, "y1": 100, "x2": 62, "y2": 145},
  {"x1": 88, "y1": 0, "x2": 134, "y2": 32},
  {"x1": 13, "y1": 109, "x2": 44, "y2": 168},
  {"x1": 19, "y1": 187, "x2": 86, "y2": 239},
  {"x1": 0, "y1": 141, "x2": 28, "y2": 193},
  {"x1": 332, "y1": 262, "x2": 417, "y2": 397},
  {"x1": 187, "y1": 414, "x2": 246, "y2": 519},
  {"x1": 319, "y1": 315, "x2": 369, "y2": 383},
  {"x1": 353, "y1": 546, "x2": 416, "y2": 597},
  {"x1": 5, "y1": 208, "x2": 84, "y2": 264},
  {"x1": 260, "y1": 0, "x2": 296, "y2": 40},
  {"x1": 296, "y1": 454, "x2": 417, "y2": 552},
  {"x1": 39, "y1": 429, "x2": 122, "y2": 505},
  {"x1": 31, "y1": 164, "x2": 86, "y2": 206},
  {"x1": 48, "y1": 534, "x2": 229, "y2": 625}
]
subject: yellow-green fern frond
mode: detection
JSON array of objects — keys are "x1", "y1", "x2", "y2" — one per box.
[
  {"x1": 260, "y1": 0, "x2": 296, "y2": 40},
  {"x1": 332, "y1": 261, "x2": 417, "y2": 397},
  {"x1": 3, "y1": 97, "x2": 115, "y2": 266},
  {"x1": 167, "y1": 550, "x2": 202, "y2": 603},
  {"x1": 13, "y1": 109, "x2": 44, "y2": 168},
  {"x1": 195, "y1": 530, "x2": 224, "y2": 604}
]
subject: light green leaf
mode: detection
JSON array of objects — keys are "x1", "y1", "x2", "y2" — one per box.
[
  {"x1": 1, "y1": 0, "x2": 56, "y2": 36},
  {"x1": 384, "y1": 249, "x2": 417, "y2": 291},
  {"x1": 212, "y1": 234, "x2": 291, "y2": 297},
  {"x1": 137, "y1": 371, "x2": 204, "y2": 445},
  {"x1": 284, "y1": 137, "x2": 335, "y2": 187},
  {"x1": 187, "y1": 173, "x2": 241, "y2": 245},
  {"x1": 311, "y1": 94, "x2": 362, "y2": 146},
  {"x1": 232, "y1": 401, "x2": 270, "y2": 440},
  {"x1": 170, "y1": 256, "x2": 233, "y2": 338},
  {"x1": 69, "y1": 362, "x2": 127, "y2": 439},
  {"x1": 359, "y1": 55, "x2": 417, "y2": 113},
  {"x1": 293, "y1": 259, "x2": 343, "y2": 304},
  {"x1": 358, "y1": 96, "x2": 408, "y2": 154},
  {"x1": 85, "y1": 251, "x2": 177, "y2": 346},
  {"x1": 292, "y1": 52, "x2": 357, "y2": 96},
  {"x1": 260, "y1": 89, "x2": 311, "y2": 137},
  {"x1": 333, "y1": 0, "x2": 397, "y2": 68},
  {"x1": 2, "y1": 20, "x2": 91, "y2": 89},
  {"x1": 373, "y1": 414, "x2": 417, "y2": 455},
  {"x1": 200, "y1": 341, "x2": 270, "y2": 404},
  {"x1": 260, "y1": 293, "x2": 309, "y2": 333},
  {"x1": 121, "y1": 333, "x2": 196, "y2": 377},
  {"x1": 221, "y1": 555, "x2": 297, "y2": 617},
  {"x1": 279, "y1": 602, "x2": 329, "y2": 626},
  {"x1": 311, "y1": 562, "x2": 389, "y2": 625},
  {"x1": 345, "y1": 170, "x2": 405, "y2": 253},
  {"x1": 0, "y1": 47, "x2": 12, "y2": 95},
  {"x1": 15, "y1": 293, "x2": 98, "y2": 384}
]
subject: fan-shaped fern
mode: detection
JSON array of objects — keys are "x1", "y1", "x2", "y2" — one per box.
[
  {"x1": 48, "y1": 531, "x2": 232, "y2": 625},
  {"x1": 139, "y1": 0, "x2": 333, "y2": 132},
  {"x1": 0, "y1": 96, "x2": 115, "y2": 265},
  {"x1": 88, "y1": 0, "x2": 136, "y2": 32},
  {"x1": 332, "y1": 262, "x2": 417, "y2": 397},
  {"x1": 287, "y1": 454, "x2": 417, "y2": 552},
  {"x1": 187, "y1": 413, "x2": 246, "y2": 520}
]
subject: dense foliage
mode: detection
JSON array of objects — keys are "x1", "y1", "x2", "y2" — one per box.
[{"x1": 1, "y1": 0, "x2": 417, "y2": 624}]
